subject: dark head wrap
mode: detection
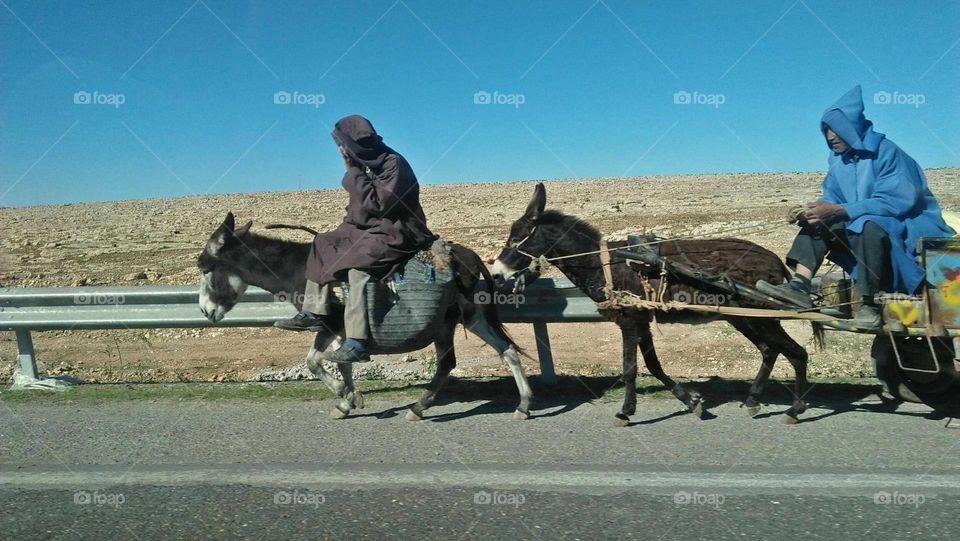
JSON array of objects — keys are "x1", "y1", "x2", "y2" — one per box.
[{"x1": 331, "y1": 115, "x2": 394, "y2": 172}]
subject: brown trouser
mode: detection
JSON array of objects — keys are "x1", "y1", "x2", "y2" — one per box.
[{"x1": 302, "y1": 269, "x2": 371, "y2": 340}]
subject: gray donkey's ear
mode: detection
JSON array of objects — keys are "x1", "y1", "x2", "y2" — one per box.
[
  {"x1": 526, "y1": 183, "x2": 546, "y2": 219},
  {"x1": 222, "y1": 212, "x2": 236, "y2": 232}
]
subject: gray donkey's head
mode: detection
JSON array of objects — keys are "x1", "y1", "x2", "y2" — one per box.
[{"x1": 197, "y1": 212, "x2": 251, "y2": 323}]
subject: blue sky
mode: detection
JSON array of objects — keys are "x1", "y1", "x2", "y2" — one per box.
[{"x1": 1, "y1": 0, "x2": 958, "y2": 207}]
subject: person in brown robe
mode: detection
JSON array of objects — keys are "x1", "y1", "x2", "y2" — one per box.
[{"x1": 274, "y1": 115, "x2": 435, "y2": 363}]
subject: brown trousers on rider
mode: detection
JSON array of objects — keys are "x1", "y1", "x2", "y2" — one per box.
[{"x1": 302, "y1": 269, "x2": 370, "y2": 340}]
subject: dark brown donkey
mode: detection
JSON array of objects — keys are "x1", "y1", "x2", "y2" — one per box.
[{"x1": 492, "y1": 184, "x2": 819, "y2": 426}]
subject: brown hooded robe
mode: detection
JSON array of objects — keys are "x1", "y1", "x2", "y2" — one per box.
[{"x1": 305, "y1": 115, "x2": 436, "y2": 285}]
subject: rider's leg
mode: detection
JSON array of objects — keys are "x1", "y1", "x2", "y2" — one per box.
[
  {"x1": 344, "y1": 269, "x2": 371, "y2": 342},
  {"x1": 757, "y1": 224, "x2": 833, "y2": 308},
  {"x1": 323, "y1": 269, "x2": 372, "y2": 363},
  {"x1": 274, "y1": 280, "x2": 343, "y2": 332},
  {"x1": 847, "y1": 221, "x2": 891, "y2": 328},
  {"x1": 848, "y1": 221, "x2": 892, "y2": 300}
]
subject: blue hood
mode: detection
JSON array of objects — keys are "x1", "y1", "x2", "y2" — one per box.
[{"x1": 820, "y1": 85, "x2": 883, "y2": 154}]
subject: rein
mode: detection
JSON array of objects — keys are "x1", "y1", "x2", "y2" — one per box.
[{"x1": 512, "y1": 219, "x2": 783, "y2": 268}]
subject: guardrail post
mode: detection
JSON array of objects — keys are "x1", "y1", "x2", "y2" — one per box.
[
  {"x1": 532, "y1": 321, "x2": 556, "y2": 384},
  {"x1": 15, "y1": 329, "x2": 39, "y2": 380}
]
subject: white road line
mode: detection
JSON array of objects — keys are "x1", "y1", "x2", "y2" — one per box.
[{"x1": 3, "y1": 465, "x2": 960, "y2": 496}]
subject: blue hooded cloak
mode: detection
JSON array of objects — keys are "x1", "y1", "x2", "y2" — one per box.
[{"x1": 818, "y1": 85, "x2": 954, "y2": 293}]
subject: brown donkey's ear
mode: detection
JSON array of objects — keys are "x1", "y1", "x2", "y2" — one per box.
[
  {"x1": 525, "y1": 183, "x2": 546, "y2": 219},
  {"x1": 234, "y1": 220, "x2": 253, "y2": 236}
]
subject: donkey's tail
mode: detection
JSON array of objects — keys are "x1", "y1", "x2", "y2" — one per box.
[
  {"x1": 448, "y1": 243, "x2": 526, "y2": 358},
  {"x1": 475, "y1": 259, "x2": 529, "y2": 358},
  {"x1": 811, "y1": 321, "x2": 826, "y2": 351},
  {"x1": 264, "y1": 223, "x2": 319, "y2": 236}
]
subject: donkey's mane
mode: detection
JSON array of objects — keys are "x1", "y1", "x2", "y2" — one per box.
[
  {"x1": 242, "y1": 229, "x2": 312, "y2": 251},
  {"x1": 538, "y1": 210, "x2": 602, "y2": 242}
]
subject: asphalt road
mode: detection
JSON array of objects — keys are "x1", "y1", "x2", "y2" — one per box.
[{"x1": 2, "y1": 390, "x2": 960, "y2": 540}]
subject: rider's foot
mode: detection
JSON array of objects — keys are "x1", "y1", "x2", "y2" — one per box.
[
  {"x1": 755, "y1": 279, "x2": 813, "y2": 309},
  {"x1": 853, "y1": 304, "x2": 883, "y2": 330},
  {"x1": 322, "y1": 338, "x2": 371, "y2": 364},
  {"x1": 274, "y1": 311, "x2": 334, "y2": 332}
]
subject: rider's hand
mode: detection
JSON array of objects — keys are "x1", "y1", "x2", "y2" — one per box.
[
  {"x1": 786, "y1": 206, "x2": 804, "y2": 224},
  {"x1": 802, "y1": 202, "x2": 847, "y2": 226}
]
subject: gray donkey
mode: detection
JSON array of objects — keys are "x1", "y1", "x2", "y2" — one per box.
[{"x1": 198, "y1": 212, "x2": 533, "y2": 421}]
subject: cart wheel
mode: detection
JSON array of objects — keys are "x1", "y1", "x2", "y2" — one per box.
[{"x1": 871, "y1": 335, "x2": 959, "y2": 416}]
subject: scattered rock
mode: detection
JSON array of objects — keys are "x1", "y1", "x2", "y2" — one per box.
[{"x1": 125, "y1": 271, "x2": 148, "y2": 281}]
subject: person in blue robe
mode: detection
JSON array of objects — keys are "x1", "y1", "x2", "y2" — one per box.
[{"x1": 758, "y1": 85, "x2": 954, "y2": 329}]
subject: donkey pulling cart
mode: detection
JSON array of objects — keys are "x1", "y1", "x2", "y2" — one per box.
[{"x1": 594, "y1": 234, "x2": 960, "y2": 418}]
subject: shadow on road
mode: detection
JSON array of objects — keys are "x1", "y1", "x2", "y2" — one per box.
[{"x1": 349, "y1": 375, "x2": 937, "y2": 424}]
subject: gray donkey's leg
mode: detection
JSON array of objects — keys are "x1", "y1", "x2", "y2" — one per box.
[
  {"x1": 463, "y1": 309, "x2": 533, "y2": 420},
  {"x1": 405, "y1": 322, "x2": 458, "y2": 421},
  {"x1": 303, "y1": 332, "x2": 362, "y2": 420},
  {"x1": 331, "y1": 363, "x2": 364, "y2": 419}
]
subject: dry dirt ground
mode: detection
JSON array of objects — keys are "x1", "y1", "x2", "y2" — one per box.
[{"x1": 2, "y1": 169, "x2": 958, "y2": 385}]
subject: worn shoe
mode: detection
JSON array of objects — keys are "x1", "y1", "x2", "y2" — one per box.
[
  {"x1": 755, "y1": 280, "x2": 813, "y2": 309},
  {"x1": 321, "y1": 341, "x2": 371, "y2": 364},
  {"x1": 853, "y1": 304, "x2": 883, "y2": 330},
  {"x1": 274, "y1": 311, "x2": 329, "y2": 332}
]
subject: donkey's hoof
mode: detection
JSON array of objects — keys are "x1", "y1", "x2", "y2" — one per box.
[
  {"x1": 746, "y1": 405, "x2": 761, "y2": 417},
  {"x1": 782, "y1": 413, "x2": 799, "y2": 425},
  {"x1": 691, "y1": 400, "x2": 705, "y2": 419},
  {"x1": 613, "y1": 414, "x2": 630, "y2": 428},
  {"x1": 405, "y1": 409, "x2": 424, "y2": 422},
  {"x1": 513, "y1": 409, "x2": 530, "y2": 421},
  {"x1": 329, "y1": 406, "x2": 349, "y2": 420},
  {"x1": 352, "y1": 390, "x2": 365, "y2": 409}
]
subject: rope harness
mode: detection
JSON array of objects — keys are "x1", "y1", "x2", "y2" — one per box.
[{"x1": 508, "y1": 219, "x2": 843, "y2": 321}]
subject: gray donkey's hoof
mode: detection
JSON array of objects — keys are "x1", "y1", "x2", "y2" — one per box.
[{"x1": 405, "y1": 409, "x2": 424, "y2": 422}]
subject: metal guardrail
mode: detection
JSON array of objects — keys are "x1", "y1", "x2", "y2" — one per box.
[{"x1": 0, "y1": 278, "x2": 602, "y2": 385}]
